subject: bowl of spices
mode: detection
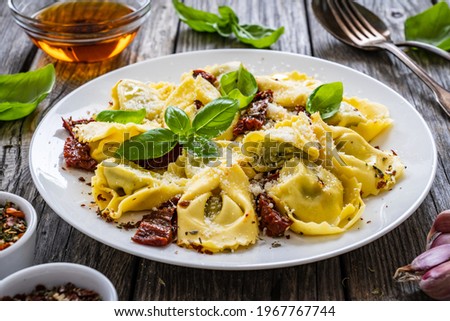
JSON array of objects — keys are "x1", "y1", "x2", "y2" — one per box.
[
  {"x1": 8, "y1": 0, "x2": 152, "y2": 63},
  {"x1": 0, "y1": 262, "x2": 118, "y2": 301},
  {"x1": 0, "y1": 191, "x2": 37, "y2": 280}
]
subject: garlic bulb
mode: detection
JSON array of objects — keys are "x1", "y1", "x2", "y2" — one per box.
[{"x1": 394, "y1": 210, "x2": 450, "y2": 300}]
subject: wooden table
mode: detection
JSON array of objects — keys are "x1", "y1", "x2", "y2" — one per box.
[{"x1": 1, "y1": 0, "x2": 449, "y2": 301}]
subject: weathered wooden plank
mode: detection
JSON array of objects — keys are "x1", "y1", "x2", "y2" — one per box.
[
  {"x1": 0, "y1": 2, "x2": 38, "y2": 73},
  {"x1": 307, "y1": 0, "x2": 449, "y2": 300}
]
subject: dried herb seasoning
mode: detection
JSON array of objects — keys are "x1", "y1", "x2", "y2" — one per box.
[
  {"x1": 0, "y1": 283, "x2": 102, "y2": 301},
  {"x1": 0, "y1": 202, "x2": 27, "y2": 251}
]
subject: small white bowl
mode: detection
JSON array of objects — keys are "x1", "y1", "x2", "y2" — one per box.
[
  {"x1": 0, "y1": 262, "x2": 118, "y2": 301},
  {"x1": 0, "y1": 191, "x2": 38, "y2": 279}
]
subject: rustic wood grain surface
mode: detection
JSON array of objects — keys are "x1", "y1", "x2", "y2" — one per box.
[{"x1": 1, "y1": 0, "x2": 449, "y2": 300}]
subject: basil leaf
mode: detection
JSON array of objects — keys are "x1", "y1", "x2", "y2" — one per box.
[
  {"x1": 116, "y1": 128, "x2": 178, "y2": 160},
  {"x1": 192, "y1": 97, "x2": 239, "y2": 138},
  {"x1": 172, "y1": 0, "x2": 283, "y2": 48},
  {"x1": 220, "y1": 64, "x2": 258, "y2": 109},
  {"x1": 172, "y1": 0, "x2": 231, "y2": 37},
  {"x1": 232, "y1": 24, "x2": 285, "y2": 49},
  {"x1": 405, "y1": 2, "x2": 450, "y2": 51},
  {"x1": 184, "y1": 136, "x2": 219, "y2": 158},
  {"x1": 0, "y1": 64, "x2": 55, "y2": 121},
  {"x1": 164, "y1": 106, "x2": 191, "y2": 135},
  {"x1": 217, "y1": 6, "x2": 237, "y2": 36},
  {"x1": 96, "y1": 108, "x2": 146, "y2": 124},
  {"x1": 306, "y1": 82, "x2": 343, "y2": 120}
]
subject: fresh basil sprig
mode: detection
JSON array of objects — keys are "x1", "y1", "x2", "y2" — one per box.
[
  {"x1": 0, "y1": 64, "x2": 55, "y2": 121},
  {"x1": 172, "y1": 0, "x2": 284, "y2": 48},
  {"x1": 306, "y1": 82, "x2": 343, "y2": 120},
  {"x1": 405, "y1": 2, "x2": 450, "y2": 51},
  {"x1": 164, "y1": 106, "x2": 191, "y2": 136},
  {"x1": 220, "y1": 64, "x2": 258, "y2": 109},
  {"x1": 172, "y1": 0, "x2": 231, "y2": 37},
  {"x1": 116, "y1": 128, "x2": 178, "y2": 160},
  {"x1": 96, "y1": 108, "x2": 146, "y2": 124},
  {"x1": 192, "y1": 97, "x2": 239, "y2": 137},
  {"x1": 117, "y1": 98, "x2": 239, "y2": 160}
]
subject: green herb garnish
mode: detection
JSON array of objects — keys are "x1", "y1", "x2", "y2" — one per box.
[
  {"x1": 0, "y1": 64, "x2": 55, "y2": 121},
  {"x1": 192, "y1": 97, "x2": 239, "y2": 138},
  {"x1": 405, "y1": 2, "x2": 450, "y2": 51},
  {"x1": 116, "y1": 128, "x2": 178, "y2": 160},
  {"x1": 306, "y1": 82, "x2": 343, "y2": 120},
  {"x1": 172, "y1": 0, "x2": 231, "y2": 37},
  {"x1": 117, "y1": 98, "x2": 239, "y2": 160},
  {"x1": 164, "y1": 105, "x2": 192, "y2": 137},
  {"x1": 96, "y1": 108, "x2": 146, "y2": 124},
  {"x1": 220, "y1": 64, "x2": 258, "y2": 109},
  {"x1": 172, "y1": 0, "x2": 284, "y2": 48}
]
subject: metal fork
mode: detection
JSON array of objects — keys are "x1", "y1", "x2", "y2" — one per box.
[{"x1": 328, "y1": 0, "x2": 450, "y2": 116}]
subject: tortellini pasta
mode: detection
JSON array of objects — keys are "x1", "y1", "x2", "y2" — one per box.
[
  {"x1": 326, "y1": 97, "x2": 392, "y2": 142},
  {"x1": 256, "y1": 71, "x2": 321, "y2": 108},
  {"x1": 110, "y1": 79, "x2": 169, "y2": 122},
  {"x1": 72, "y1": 62, "x2": 404, "y2": 254},
  {"x1": 242, "y1": 113, "x2": 320, "y2": 171},
  {"x1": 268, "y1": 161, "x2": 364, "y2": 235},
  {"x1": 92, "y1": 159, "x2": 185, "y2": 220},
  {"x1": 163, "y1": 74, "x2": 221, "y2": 120},
  {"x1": 311, "y1": 113, "x2": 404, "y2": 197},
  {"x1": 177, "y1": 164, "x2": 258, "y2": 253},
  {"x1": 73, "y1": 120, "x2": 159, "y2": 162}
]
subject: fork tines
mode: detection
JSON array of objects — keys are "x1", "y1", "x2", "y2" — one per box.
[{"x1": 327, "y1": 0, "x2": 385, "y2": 45}]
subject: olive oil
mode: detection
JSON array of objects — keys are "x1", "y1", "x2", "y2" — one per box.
[{"x1": 31, "y1": 2, "x2": 138, "y2": 62}]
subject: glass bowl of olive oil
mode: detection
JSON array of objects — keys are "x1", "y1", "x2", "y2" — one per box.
[{"x1": 8, "y1": 0, "x2": 152, "y2": 63}]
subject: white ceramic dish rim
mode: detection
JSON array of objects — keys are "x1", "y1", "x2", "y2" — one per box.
[
  {"x1": 0, "y1": 191, "x2": 37, "y2": 258},
  {"x1": 28, "y1": 49, "x2": 437, "y2": 270},
  {"x1": 0, "y1": 262, "x2": 118, "y2": 301}
]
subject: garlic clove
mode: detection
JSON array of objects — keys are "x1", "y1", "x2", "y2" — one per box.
[
  {"x1": 394, "y1": 244, "x2": 450, "y2": 281},
  {"x1": 427, "y1": 210, "x2": 450, "y2": 244},
  {"x1": 408, "y1": 244, "x2": 450, "y2": 272},
  {"x1": 419, "y1": 260, "x2": 450, "y2": 300},
  {"x1": 427, "y1": 233, "x2": 450, "y2": 249}
]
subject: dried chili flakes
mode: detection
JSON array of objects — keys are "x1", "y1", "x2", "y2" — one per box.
[
  {"x1": 0, "y1": 283, "x2": 102, "y2": 301},
  {"x1": 0, "y1": 202, "x2": 27, "y2": 251}
]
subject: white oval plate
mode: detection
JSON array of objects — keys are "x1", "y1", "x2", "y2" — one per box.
[{"x1": 29, "y1": 49, "x2": 436, "y2": 270}]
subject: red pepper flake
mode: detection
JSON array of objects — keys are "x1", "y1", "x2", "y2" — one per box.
[
  {"x1": 97, "y1": 194, "x2": 107, "y2": 202},
  {"x1": 178, "y1": 200, "x2": 190, "y2": 208},
  {"x1": 5, "y1": 207, "x2": 25, "y2": 218},
  {"x1": 190, "y1": 242, "x2": 213, "y2": 255},
  {"x1": 377, "y1": 180, "x2": 387, "y2": 189}
]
